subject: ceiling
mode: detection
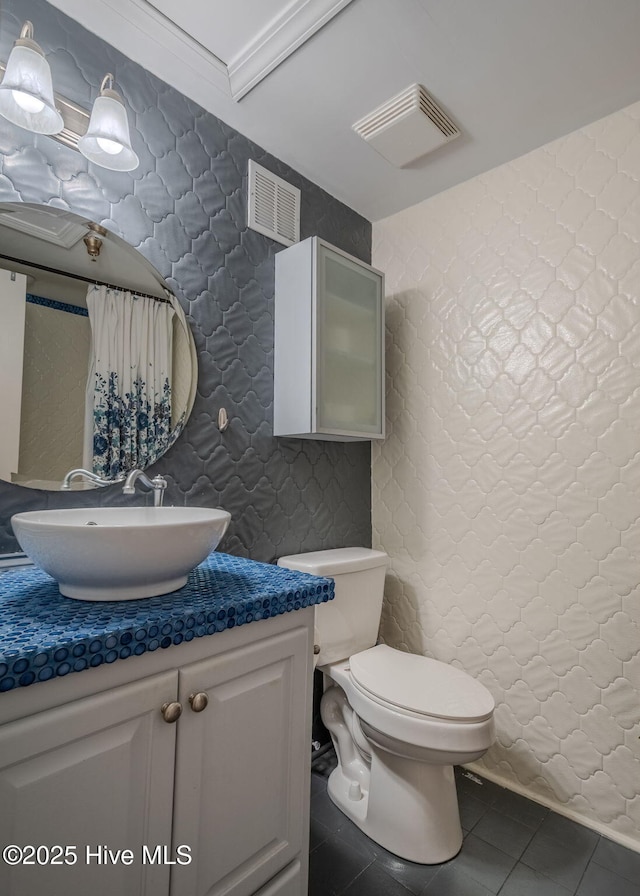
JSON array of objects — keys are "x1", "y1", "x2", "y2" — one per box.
[{"x1": 48, "y1": 0, "x2": 640, "y2": 222}]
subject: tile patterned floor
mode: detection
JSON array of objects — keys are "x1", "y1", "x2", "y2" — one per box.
[{"x1": 309, "y1": 754, "x2": 640, "y2": 896}]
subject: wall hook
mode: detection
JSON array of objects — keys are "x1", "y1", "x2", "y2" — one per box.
[{"x1": 218, "y1": 408, "x2": 229, "y2": 432}]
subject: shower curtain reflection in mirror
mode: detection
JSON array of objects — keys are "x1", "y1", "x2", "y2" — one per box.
[{"x1": 83, "y1": 284, "x2": 176, "y2": 479}]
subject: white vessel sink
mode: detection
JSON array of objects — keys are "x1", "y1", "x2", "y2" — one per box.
[{"x1": 11, "y1": 506, "x2": 231, "y2": 601}]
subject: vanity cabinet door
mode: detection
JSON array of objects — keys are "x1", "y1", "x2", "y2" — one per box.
[
  {"x1": 170, "y1": 625, "x2": 312, "y2": 896},
  {"x1": 253, "y1": 860, "x2": 303, "y2": 896},
  {"x1": 0, "y1": 671, "x2": 177, "y2": 896}
]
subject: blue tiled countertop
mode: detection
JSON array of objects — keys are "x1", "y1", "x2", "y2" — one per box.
[{"x1": 0, "y1": 552, "x2": 334, "y2": 693}]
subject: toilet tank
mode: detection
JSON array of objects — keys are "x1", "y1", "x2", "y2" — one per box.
[{"x1": 278, "y1": 548, "x2": 388, "y2": 665}]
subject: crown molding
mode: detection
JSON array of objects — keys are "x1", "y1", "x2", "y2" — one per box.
[
  {"x1": 227, "y1": 0, "x2": 355, "y2": 101},
  {"x1": 46, "y1": 0, "x2": 230, "y2": 98},
  {"x1": 47, "y1": 0, "x2": 354, "y2": 104}
]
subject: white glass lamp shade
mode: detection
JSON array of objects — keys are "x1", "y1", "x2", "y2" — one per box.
[
  {"x1": 0, "y1": 23, "x2": 63, "y2": 135},
  {"x1": 78, "y1": 75, "x2": 139, "y2": 172}
]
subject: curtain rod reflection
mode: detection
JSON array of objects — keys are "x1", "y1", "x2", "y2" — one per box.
[{"x1": 0, "y1": 251, "x2": 172, "y2": 304}]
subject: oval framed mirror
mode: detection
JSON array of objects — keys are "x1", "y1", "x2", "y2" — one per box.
[{"x1": 0, "y1": 202, "x2": 197, "y2": 490}]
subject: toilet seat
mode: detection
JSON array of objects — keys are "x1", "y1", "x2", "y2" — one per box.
[
  {"x1": 349, "y1": 645, "x2": 495, "y2": 723},
  {"x1": 324, "y1": 655, "x2": 495, "y2": 761}
]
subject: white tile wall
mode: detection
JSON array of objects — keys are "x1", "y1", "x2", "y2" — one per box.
[{"x1": 372, "y1": 102, "x2": 640, "y2": 846}]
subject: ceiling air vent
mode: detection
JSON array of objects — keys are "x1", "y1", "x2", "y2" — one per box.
[
  {"x1": 353, "y1": 84, "x2": 460, "y2": 167},
  {"x1": 248, "y1": 160, "x2": 300, "y2": 247}
]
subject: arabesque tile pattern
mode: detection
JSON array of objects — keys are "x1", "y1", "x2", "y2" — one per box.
[
  {"x1": 0, "y1": 0, "x2": 372, "y2": 562},
  {"x1": 372, "y1": 102, "x2": 640, "y2": 846}
]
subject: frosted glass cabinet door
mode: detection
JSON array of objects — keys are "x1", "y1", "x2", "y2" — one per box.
[
  {"x1": 274, "y1": 236, "x2": 384, "y2": 441},
  {"x1": 315, "y1": 244, "x2": 383, "y2": 437}
]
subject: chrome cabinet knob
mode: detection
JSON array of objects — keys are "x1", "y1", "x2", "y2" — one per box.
[
  {"x1": 189, "y1": 692, "x2": 209, "y2": 713},
  {"x1": 161, "y1": 701, "x2": 182, "y2": 723}
]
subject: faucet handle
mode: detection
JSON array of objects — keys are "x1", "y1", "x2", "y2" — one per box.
[{"x1": 122, "y1": 470, "x2": 167, "y2": 506}]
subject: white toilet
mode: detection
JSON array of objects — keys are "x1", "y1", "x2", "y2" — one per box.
[{"x1": 278, "y1": 547, "x2": 495, "y2": 864}]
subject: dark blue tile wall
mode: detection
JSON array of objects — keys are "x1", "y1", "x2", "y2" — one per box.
[{"x1": 0, "y1": 0, "x2": 372, "y2": 560}]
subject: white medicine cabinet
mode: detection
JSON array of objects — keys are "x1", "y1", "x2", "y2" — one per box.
[{"x1": 274, "y1": 237, "x2": 385, "y2": 441}]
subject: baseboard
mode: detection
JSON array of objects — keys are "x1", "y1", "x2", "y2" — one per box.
[{"x1": 464, "y1": 761, "x2": 640, "y2": 855}]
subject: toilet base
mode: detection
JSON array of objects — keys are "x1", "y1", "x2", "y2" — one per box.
[{"x1": 326, "y1": 741, "x2": 463, "y2": 864}]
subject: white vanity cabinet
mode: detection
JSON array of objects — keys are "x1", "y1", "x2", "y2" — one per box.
[
  {"x1": 0, "y1": 609, "x2": 313, "y2": 896},
  {"x1": 274, "y1": 237, "x2": 384, "y2": 441}
]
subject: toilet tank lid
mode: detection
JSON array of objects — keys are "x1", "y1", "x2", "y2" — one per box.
[{"x1": 278, "y1": 547, "x2": 388, "y2": 576}]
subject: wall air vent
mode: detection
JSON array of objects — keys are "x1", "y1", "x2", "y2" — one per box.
[
  {"x1": 352, "y1": 84, "x2": 460, "y2": 168},
  {"x1": 248, "y1": 160, "x2": 300, "y2": 247}
]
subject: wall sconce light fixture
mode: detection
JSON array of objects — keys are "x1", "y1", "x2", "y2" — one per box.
[
  {"x1": 78, "y1": 74, "x2": 139, "y2": 172},
  {"x1": 0, "y1": 22, "x2": 138, "y2": 172},
  {"x1": 0, "y1": 21, "x2": 63, "y2": 134}
]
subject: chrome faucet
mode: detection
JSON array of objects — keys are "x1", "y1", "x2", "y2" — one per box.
[
  {"x1": 61, "y1": 468, "x2": 122, "y2": 490},
  {"x1": 122, "y1": 470, "x2": 167, "y2": 507}
]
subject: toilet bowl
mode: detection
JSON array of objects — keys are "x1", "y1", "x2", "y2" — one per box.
[
  {"x1": 278, "y1": 548, "x2": 496, "y2": 864},
  {"x1": 321, "y1": 646, "x2": 494, "y2": 863}
]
